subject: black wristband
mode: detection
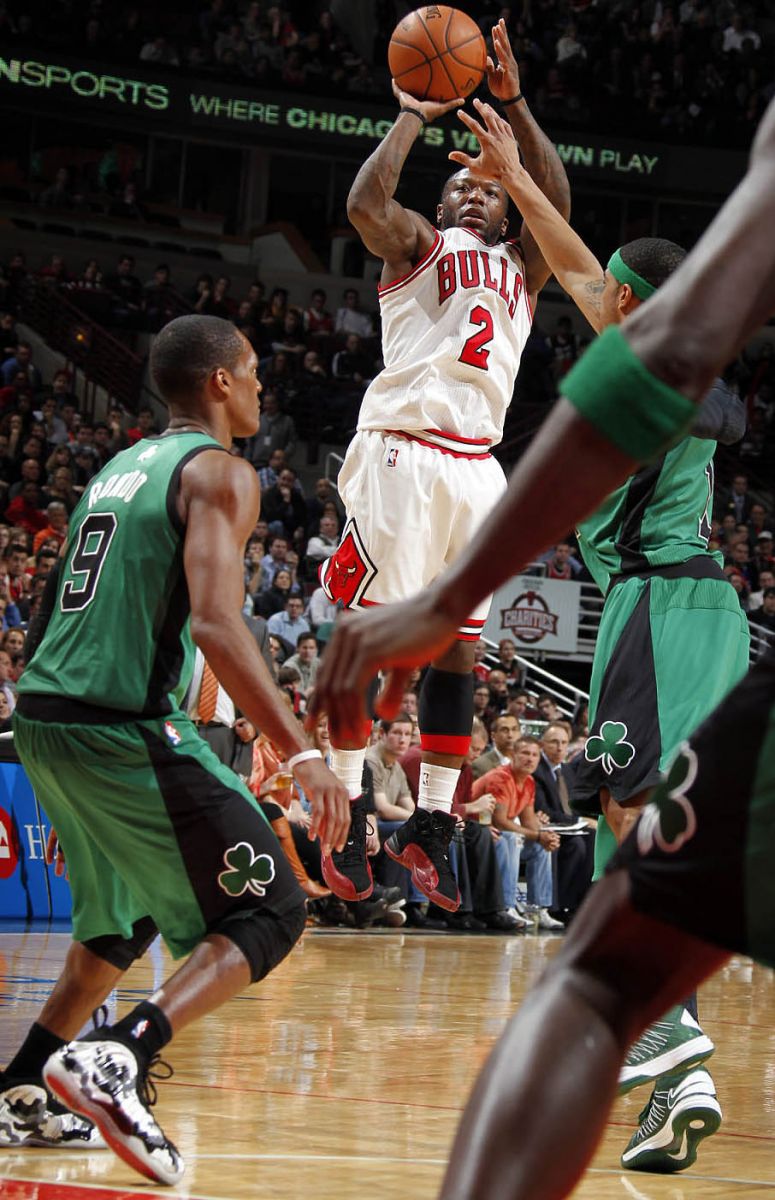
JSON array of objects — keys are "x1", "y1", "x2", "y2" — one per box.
[
  {"x1": 502, "y1": 92, "x2": 524, "y2": 107},
  {"x1": 399, "y1": 106, "x2": 427, "y2": 126}
]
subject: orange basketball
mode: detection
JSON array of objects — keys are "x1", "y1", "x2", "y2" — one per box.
[{"x1": 388, "y1": 6, "x2": 487, "y2": 103}]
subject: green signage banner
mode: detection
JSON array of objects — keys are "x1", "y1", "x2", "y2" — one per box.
[{"x1": 0, "y1": 53, "x2": 745, "y2": 193}]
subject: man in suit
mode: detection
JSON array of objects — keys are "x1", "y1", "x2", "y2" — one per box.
[
  {"x1": 189, "y1": 611, "x2": 275, "y2": 780},
  {"x1": 471, "y1": 713, "x2": 521, "y2": 779},
  {"x1": 533, "y1": 722, "x2": 594, "y2": 920}
]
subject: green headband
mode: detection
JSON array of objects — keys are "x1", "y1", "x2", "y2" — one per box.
[{"x1": 607, "y1": 248, "x2": 657, "y2": 301}]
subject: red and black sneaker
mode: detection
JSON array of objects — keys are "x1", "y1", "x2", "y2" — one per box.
[
  {"x1": 384, "y1": 808, "x2": 461, "y2": 912},
  {"x1": 321, "y1": 796, "x2": 373, "y2": 901}
]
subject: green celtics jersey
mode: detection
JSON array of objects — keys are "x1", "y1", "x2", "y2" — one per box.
[
  {"x1": 20, "y1": 432, "x2": 223, "y2": 715},
  {"x1": 577, "y1": 435, "x2": 720, "y2": 594}
]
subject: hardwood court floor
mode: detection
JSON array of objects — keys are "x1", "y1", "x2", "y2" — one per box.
[{"x1": 1, "y1": 925, "x2": 774, "y2": 1199}]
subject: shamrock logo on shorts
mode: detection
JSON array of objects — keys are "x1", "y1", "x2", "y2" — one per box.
[
  {"x1": 218, "y1": 842, "x2": 276, "y2": 898},
  {"x1": 584, "y1": 720, "x2": 636, "y2": 776},
  {"x1": 637, "y1": 742, "x2": 698, "y2": 857}
]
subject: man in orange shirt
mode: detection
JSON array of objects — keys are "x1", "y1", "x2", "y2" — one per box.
[
  {"x1": 32, "y1": 501, "x2": 68, "y2": 553},
  {"x1": 472, "y1": 736, "x2": 563, "y2": 930}
]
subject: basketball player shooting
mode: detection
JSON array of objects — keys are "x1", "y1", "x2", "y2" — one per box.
[
  {"x1": 312, "y1": 84, "x2": 775, "y2": 1200},
  {"x1": 318, "y1": 19, "x2": 571, "y2": 911}
]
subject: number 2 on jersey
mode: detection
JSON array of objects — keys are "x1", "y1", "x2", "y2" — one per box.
[
  {"x1": 60, "y1": 512, "x2": 118, "y2": 612},
  {"x1": 459, "y1": 305, "x2": 494, "y2": 371}
]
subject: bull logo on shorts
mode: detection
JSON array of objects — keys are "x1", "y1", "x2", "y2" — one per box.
[
  {"x1": 637, "y1": 743, "x2": 698, "y2": 856},
  {"x1": 218, "y1": 842, "x2": 276, "y2": 898},
  {"x1": 321, "y1": 519, "x2": 376, "y2": 609},
  {"x1": 584, "y1": 720, "x2": 636, "y2": 776}
]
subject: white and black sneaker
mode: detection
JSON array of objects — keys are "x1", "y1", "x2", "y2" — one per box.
[
  {"x1": 0, "y1": 1080, "x2": 106, "y2": 1149},
  {"x1": 43, "y1": 1039, "x2": 183, "y2": 1185},
  {"x1": 621, "y1": 1066, "x2": 722, "y2": 1172}
]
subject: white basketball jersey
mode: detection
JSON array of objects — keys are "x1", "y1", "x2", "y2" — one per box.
[{"x1": 357, "y1": 225, "x2": 533, "y2": 447}]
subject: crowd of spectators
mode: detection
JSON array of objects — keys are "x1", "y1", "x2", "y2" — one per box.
[{"x1": 2, "y1": 1, "x2": 772, "y2": 148}]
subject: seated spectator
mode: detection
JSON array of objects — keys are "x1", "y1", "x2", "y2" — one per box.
[
  {"x1": 267, "y1": 594, "x2": 310, "y2": 652},
  {"x1": 467, "y1": 717, "x2": 489, "y2": 764},
  {"x1": 5, "y1": 481, "x2": 47, "y2": 537},
  {"x1": 42, "y1": 464, "x2": 78, "y2": 514},
  {"x1": 258, "y1": 534, "x2": 291, "y2": 593},
  {"x1": 1, "y1": 343, "x2": 41, "y2": 391},
  {"x1": 276, "y1": 664, "x2": 305, "y2": 714},
  {"x1": 754, "y1": 530, "x2": 775, "y2": 577},
  {"x1": 37, "y1": 255, "x2": 69, "y2": 287},
  {"x1": 2, "y1": 543, "x2": 30, "y2": 606},
  {"x1": 284, "y1": 632, "x2": 319, "y2": 695},
  {"x1": 305, "y1": 476, "x2": 344, "y2": 534},
  {"x1": 748, "y1": 568, "x2": 775, "y2": 610},
  {"x1": 2, "y1": 626, "x2": 25, "y2": 682},
  {"x1": 486, "y1": 668, "x2": 511, "y2": 714},
  {"x1": 303, "y1": 288, "x2": 334, "y2": 337},
  {"x1": 144, "y1": 264, "x2": 176, "y2": 332},
  {"x1": 534, "y1": 722, "x2": 595, "y2": 920},
  {"x1": 472, "y1": 736, "x2": 561, "y2": 928},
  {"x1": 190, "y1": 273, "x2": 214, "y2": 313},
  {"x1": 0, "y1": 646, "x2": 16, "y2": 710},
  {"x1": 245, "y1": 390, "x2": 296, "y2": 467},
  {"x1": 473, "y1": 681, "x2": 493, "y2": 725},
  {"x1": 50, "y1": 369, "x2": 78, "y2": 409},
  {"x1": 127, "y1": 406, "x2": 157, "y2": 445},
  {"x1": 536, "y1": 693, "x2": 563, "y2": 721},
  {"x1": 271, "y1": 310, "x2": 307, "y2": 359},
  {"x1": 257, "y1": 564, "x2": 301, "y2": 619},
  {"x1": 306, "y1": 513, "x2": 339, "y2": 563},
  {"x1": 335, "y1": 288, "x2": 374, "y2": 338},
  {"x1": 259, "y1": 288, "x2": 289, "y2": 347},
  {"x1": 472, "y1": 713, "x2": 521, "y2": 780},
  {"x1": 726, "y1": 537, "x2": 758, "y2": 591},
  {"x1": 472, "y1": 638, "x2": 490, "y2": 681},
  {"x1": 206, "y1": 276, "x2": 236, "y2": 320},
  {"x1": 32, "y1": 501, "x2": 67, "y2": 552},
  {"x1": 544, "y1": 540, "x2": 583, "y2": 578},
  {"x1": 244, "y1": 536, "x2": 265, "y2": 597},
  {"x1": 306, "y1": 584, "x2": 336, "y2": 631},
  {"x1": 8, "y1": 459, "x2": 42, "y2": 501},
  {"x1": 331, "y1": 333, "x2": 374, "y2": 389},
  {"x1": 748, "y1": 587, "x2": 775, "y2": 635},
  {"x1": 102, "y1": 254, "x2": 143, "y2": 326},
  {"x1": 35, "y1": 396, "x2": 68, "y2": 447},
  {"x1": 725, "y1": 565, "x2": 750, "y2": 609},
  {"x1": 261, "y1": 466, "x2": 306, "y2": 541},
  {"x1": 496, "y1": 637, "x2": 522, "y2": 687}
]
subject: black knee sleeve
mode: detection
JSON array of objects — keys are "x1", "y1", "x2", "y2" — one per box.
[
  {"x1": 215, "y1": 899, "x2": 306, "y2": 984},
  {"x1": 81, "y1": 915, "x2": 159, "y2": 971},
  {"x1": 419, "y1": 668, "x2": 474, "y2": 753}
]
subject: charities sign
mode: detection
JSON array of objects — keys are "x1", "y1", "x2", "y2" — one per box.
[
  {"x1": 483, "y1": 574, "x2": 581, "y2": 655},
  {"x1": 0, "y1": 53, "x2": 745, "y2": 192}
]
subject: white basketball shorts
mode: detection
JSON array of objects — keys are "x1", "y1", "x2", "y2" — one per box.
[{"x1": 320, "y1": 429, "x2": 507, "y2": 640}]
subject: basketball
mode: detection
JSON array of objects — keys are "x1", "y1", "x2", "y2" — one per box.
[{"x1": 388, "y1": 6, "x2": 487, "y2": 103}]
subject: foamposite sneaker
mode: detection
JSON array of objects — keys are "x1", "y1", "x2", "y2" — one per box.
[
  {"x1": 621, "y1": 1066, "x2": 722, "y2": 1173},
  {"x1": 0, "y1": 1081, "x2": 105, "y2": 1149},
  {"x1": 384, "y1": 808, "x2": 461, "y2": 912},
  {"x1": 43, "y1": 1039, "x2": 184, "y2": 1185},
  {"x1": 321, "y1": 795, "x2": 373, "y2": 901},
  {"x1": 619, "y1": 1006, "x2": 715, "y2": 1095}
]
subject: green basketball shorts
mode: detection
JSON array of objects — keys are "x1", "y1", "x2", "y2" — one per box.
[
  {"x1": 13, "y1": 698, "x2": 303, "y2": 959},
  {"x1": 611, "y1": 647, "x2": 775, "y2": 968},
  {"x1": 573, "y1": 557, "x2": 750, "y2": 816}
]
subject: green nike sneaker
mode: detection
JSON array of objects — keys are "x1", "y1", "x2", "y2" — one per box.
[
  {"x1": 621, "y1": 1066, "x2": 722, "y2": 1173},
  {"x1": 618, "y1": 1006, "x2": 715, "y2": 1095}
]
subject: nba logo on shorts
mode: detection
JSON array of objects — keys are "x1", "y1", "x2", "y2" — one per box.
[
  {"x1": 387, "y1": 447, "x2": 399, "y2": 467},
  {"x1": 164, "y1": 721, "x2": 182, "y2": 746}
]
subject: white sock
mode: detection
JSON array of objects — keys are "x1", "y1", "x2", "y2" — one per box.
[
  {"x1": 418, "y1": 762, "x2": 459, "y2": 814},
  {"x1": 330, "y1": 746, "x2": 367, "y2": 800}
]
